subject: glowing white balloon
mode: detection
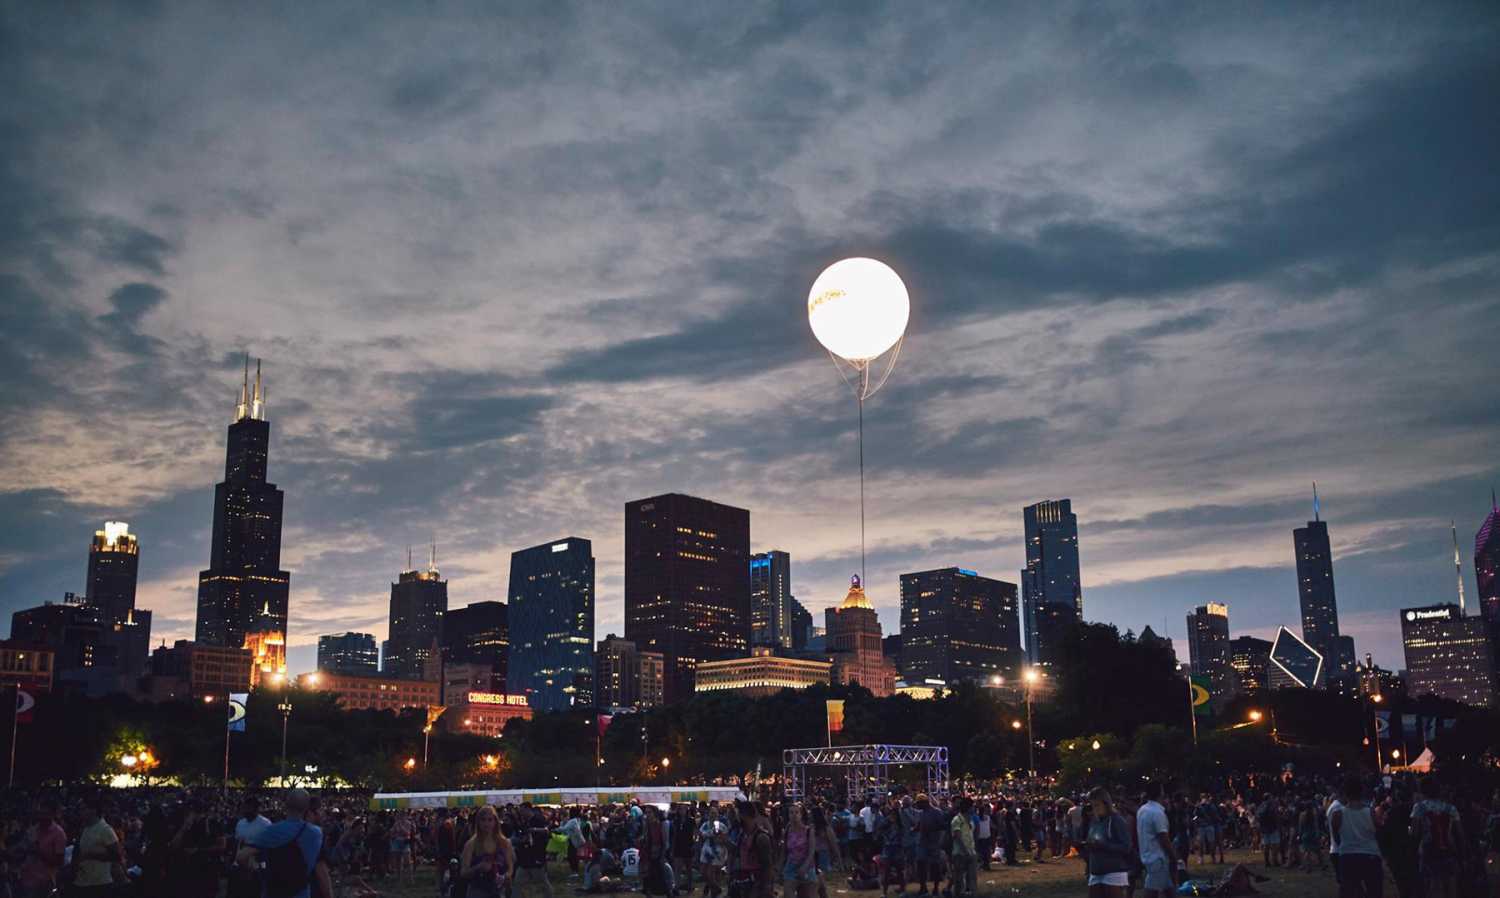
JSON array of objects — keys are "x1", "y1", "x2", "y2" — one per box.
[{"x1": 807, "y1": 257, "x2": 910, "y2": 362}]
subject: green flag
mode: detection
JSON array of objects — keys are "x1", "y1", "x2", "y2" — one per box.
[{"x1": 1189, "y1": 675, "x2": 1212, "y2": 717}]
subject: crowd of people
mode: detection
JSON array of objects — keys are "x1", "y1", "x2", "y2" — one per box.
[{"x1": 0, "y1": 771, "x2": 1496, "y2": 898}]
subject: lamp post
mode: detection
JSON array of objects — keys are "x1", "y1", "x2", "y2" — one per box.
[
  {"x1": 277, "y1": 699, "x2": 292, "y2": 784},
  {"x1": 1369, "y1": 694, "x2": 1384, "y2": 772},
  {"x1": 1023, "y1": 668, "x2": 1039, "y2": 777}
]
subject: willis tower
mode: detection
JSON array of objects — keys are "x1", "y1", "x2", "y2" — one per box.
[{"x1": 194, "y1": 359, "x2": 291, "y2": 649}]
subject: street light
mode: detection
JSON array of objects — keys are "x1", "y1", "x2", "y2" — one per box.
[
  {"x1": 1023, "y1": 668, "x2": 1040, "y2": 777},
  {"x1": 277, "y1": 699, "x2": 293, "y2": 784},
  {"x1": 404, "y1": 757, "x2": 417, "y2": 770},
  {"x1": 1248, "y1": 710, "x2": 1263, "y2": 722},
  {"x1": 120, "y1": 754, "x2": 138, "y2": 769}
]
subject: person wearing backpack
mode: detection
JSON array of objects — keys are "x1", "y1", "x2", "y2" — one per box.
[
  {"x1": 237, "y1": 789, "x2": 324, "y2": 898},
  {"x1": 1410, "y1": 781, "x2": 1464, "y2": 898}
]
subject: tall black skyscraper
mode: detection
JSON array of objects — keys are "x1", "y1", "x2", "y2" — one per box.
[
  {"x1": 624, "y1": 493, "x2": 750, "y2": 704},
  {"x1": 195, "y1": 360, "x2": 291, "y2": 650},
  {"x1": 1293, "y1": 487, "x2": 1349, "y2": 685},
  {"x1": 1021, "y1": 499, "x2": 1082, "y2": 667},
  {"x1": 507, "y1": 537, "x2": 594, "y2": 711},
  {"x1": 1477, "y1": 491, "x2": 1499, "y2": 627},
  {"x1": 384, "y1": 548, "x2": 447, "y2": 680},
  {"x1": 85, "y1": 522, "x2": 139, "y2": 625},
  {"x1": 750, "y1": 550, "x2": 793, "y2": 649},
  {"x1": 899, "y1": 567, "x2": 1021, "y2": 684}
]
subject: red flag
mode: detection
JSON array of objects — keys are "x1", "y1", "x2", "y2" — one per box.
[
  {"x1": 14, "y1": 689, "x2": 34, "y2": 724},
  {"x1": 597, "y1": 714, "x2": 613, "y2": 737}
]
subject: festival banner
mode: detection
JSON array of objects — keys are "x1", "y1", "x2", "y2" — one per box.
[
  {"x1": 598, "y1": 714, "x2": 613, "y2": 738},
  {"x1": 1374, "y1": 710, "x2": 1390, "y2": 738},
  {"x1": 1423, "y1": 717, "x2": 1436, "y2": 742},
  {"x1": 1189, "y1": 675, "x2": 1212, "y2": 717},
  {"x1": 826, "y1": 699, "x2": 845, "y2": 734},
  {"x1": 1401, "y1": 714, "x2": 1417, "y2": 737},
  {"x1": 227, "y1": 693, "x2": 248, "y2": 732}
]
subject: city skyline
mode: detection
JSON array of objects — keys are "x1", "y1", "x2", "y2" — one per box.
[{"x1": 3, "y1": 5, "x2": 1498, "y2": 677}]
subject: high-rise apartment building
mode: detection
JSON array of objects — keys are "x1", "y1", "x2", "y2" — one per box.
[
  {"x1": 825, "y1": 576, "x2": 898, "y2": 696},
  {"x1": 384, "y1": 550, "x2": 447, "y2": 680},
  {"x1": 1228, "y1": 635, "x2": 1273, "y2": 695},
  {"x1": 750, "y1": 551, "x2": 794, "y2": 649},
  {"x1": 624, "y1": 494, "x2": 750, "y2": 704},
  {"x1": 1021, "y1": 500, "x2": 1082, "y2": 667},
  {"x1": 317, "y1": 632, "x2": 379, "y2": 675},
  {"x1": 442, "y1": 601, "x2": 509, "y2": 685},
  {"x1": 1185, "y1": 603, "x2": 1231, "y2": 702},
  {"x1": 790, "y1": 599, "x2": 813, "y2": 652},
  {"x1": 1292, "y1": 491, "x2": 1352, "y2": 686},
  {"x1": 507, "y1": 537, "x2": 595, "y2": 711},
  {"x1": 1400, "y1": 603, "x2": 1495, "y2": 708},
  {"x1": 594, "y1": 634, "x2": 664, "y2": 710},
  {"x1": 900, "y1": 567, "x2": 1021, "y2": 684},
  {"x1": 195, "y1": 360, "x2": 291, "y2": 651}
]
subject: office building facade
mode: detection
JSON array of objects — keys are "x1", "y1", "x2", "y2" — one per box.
[
  {"x1": 693, "y1": 647, "x2": 832, "y2": 698},
  {"x1": 1400, "y1": 603, "x2": 1495, "y2": 708},
  {"x1": 1185, "y1": 603, "x2": 1232, "y2": 701},
  {"x1": 1268, "y1": 626, "x2": 1324, "y2": 689},
  {"x1": 85, "y1": 522, "x2": 140, "y2": 626},
  {"x1": 195, "y1": 361, "x2": 291, "y2": 651},
  {"x1": 624, "y1": 494, "x2": 751, "y2": 704},
  {"x1": 317, "y1": 632, "x2": 379, "y2": 676},
  {"x1": 507, "y1": 537, "x2": 595, "y2": 710},
  {"x1": 1292, "y1": 496, "x2": 1353, "y2": 686},
  {"x1": 1021, "y1": 499, "x2": 1083, "y2": 666},
  {"x1": 1228, "y1": 635, "x2": 1273, "y2": 695},
  {"x1": 750, "y1": 550, "x2": 794, "y2": 649},
  {"x1": 442, "y1": 601, "x2": 509, "y2": 685},
  {"x1": 594, "y1": 634, "x2": 665, "y2": 710},
  {"x1": 384, "y1": 553, "x2": 448, "y2": 680},
  {"x1": 900, "y1": 567, "x2": 1021, "y2": 684}
]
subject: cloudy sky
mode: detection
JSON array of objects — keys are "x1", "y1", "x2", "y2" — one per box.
[{"x1": 4, "y1": 3, "x2": 1497, "y2": 675}]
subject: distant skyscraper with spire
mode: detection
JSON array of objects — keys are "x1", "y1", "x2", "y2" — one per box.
[
  {"x1": 194, "y1": 358, "x2": 291, "y2": 651},
  {"x1": 1293, "y1": 483, "x2": 1351, "y2": 687},
  {"x1": 384, "y1": 545, "x2": 447, "y2": 680},
  {"x1": 1477, "y1": 489, "x2": 1500, "y2": 627}
]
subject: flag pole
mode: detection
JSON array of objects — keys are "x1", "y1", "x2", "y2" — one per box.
[
  {"x1": 8, "y1": 685, "x2": 18, "y2": 788},
  {"x1": 1187, "y1": 676, "x2": 1198, "y2": 747},
  {"x1": 223, "y1": 694, "x2": 232, "y2": 793}
]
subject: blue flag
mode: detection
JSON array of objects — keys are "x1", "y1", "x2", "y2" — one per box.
[
  {"x1": 1401, "y1": 714, "x2": 1418, "y2": 737},
  {"x1": 228, "y1": 693, "x2": 248, "y2": 732},
  {"x1": 1423, "y1": 717, "x2": 1436, "y2": 742},
  {"x1": 1374, "y1": 711, "x2": 1390, "y2": 738}
]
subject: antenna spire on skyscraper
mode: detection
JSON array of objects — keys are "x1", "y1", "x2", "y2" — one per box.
[
  {"x1": 1452, "y1": 521, "x2": 1466, "y2": 615},
  {"x1": 429, "y1": 539, "x2": 437, "y2": 573},
  {"x1": 1312, "y1": 481, "x2": 1320, "y2": 522},
  {"x1": 235, "y1": 353, "x2": 251, "y2": 421}
]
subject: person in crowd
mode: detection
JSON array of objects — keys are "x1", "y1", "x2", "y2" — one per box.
[
  {"x1": 69, "y1": 796, "x2": 121, "y2": 898},
  {"x1": 515, "y1": 804, "x2": 558, "y2": 898},
  {"x1": 18, "y1": 799, "x2": 65, "y2": 898},
  {"x1": 1083, "y1": 787, "x2": 1133, "y2": 898},
  {"x1": 1411, "y1": 780, "x2": 1464, "y2": 898},
  {"x1": 947, "y1": 797, "x2": 977, "y2": 898},
  {"x1": 1193, "y1": 793, "x2": 1223, "y2": 867},
  {"x1": 1136, "y1": 781, "x2": 1175, "y2": 898},
  {"x1": 738, "y1": 801, "x2": 775, "y2": 898},
  {"x1": 810, "y1": 804, "x2": 841, "y2": 898},
  {"x1": 1330, "y1": 774, "x2": 1382, "y2": 898},
  {"x1": 231, "y1": 795, "x2": 272, "y2": 898},
  {"x1": 237, "y1": 789, "x2": 323, "y2": 898},
  {"x1": 460, "y1": 805, "x2": 514, "y2": 898},
  {"x1": 1256, "y1": 795, "x2": 1281, "y2": 868},
  {"x1": 783, "y1": 803, "x2": 817, "y2": 898}
]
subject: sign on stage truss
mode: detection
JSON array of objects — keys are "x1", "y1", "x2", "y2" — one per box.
[{"x1": 782, "y1": 744, "x2": 949, "y2": 804}]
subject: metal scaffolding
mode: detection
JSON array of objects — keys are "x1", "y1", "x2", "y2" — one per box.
[{"x1": 782, "y1": 744, "x2": 949, "y2": 804}]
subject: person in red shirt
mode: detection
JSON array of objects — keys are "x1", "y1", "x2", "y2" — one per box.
[{"x1": 19, "y1": 799, "x2": 66, "y2": 898}]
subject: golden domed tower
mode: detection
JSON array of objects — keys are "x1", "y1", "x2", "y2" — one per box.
[{"x1": 825, "y1": 575, "x2": 898, "y2": 696}]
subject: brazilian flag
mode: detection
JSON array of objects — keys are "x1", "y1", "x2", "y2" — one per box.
[{"x1": 1189, "y1": 675, "x2": 1212, "y2": 717}]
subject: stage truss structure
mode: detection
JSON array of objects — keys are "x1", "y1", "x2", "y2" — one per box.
[{"x1": 782, "y1": 744, "x2": 948, "y2": 804}]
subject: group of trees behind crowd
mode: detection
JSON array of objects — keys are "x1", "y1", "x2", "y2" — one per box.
[{"x1": 9, "y1": 622, "x2": 1496, "y2": 793}]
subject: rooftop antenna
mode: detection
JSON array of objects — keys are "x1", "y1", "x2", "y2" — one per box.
[
  {"x1": 429, "y1": 538, "x2": 437, "y2": 573},
  {"x1": 1452, "y1": 521, "x2": 1466, "y2": 615},
  {"x1": 406, "y1": 545, "x2": 413, "y2": 572},
  {"x1": 236, "y1": 353, "x2": 250, "y2": 421},
  {"x1": 1312, "y1": 481, "x2": 1320, "y2": 522}
]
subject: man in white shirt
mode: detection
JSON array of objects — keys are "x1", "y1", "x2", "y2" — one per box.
[
  {"x1": 1325, "y1": 795, "x2": 1344, "y2": 885},
  {"x1": 230, "y1": 795, "x2": 272, "y2": 898},
  {"x1": 1136, "y1": 782, "x2": 1175, "y2": 898}
]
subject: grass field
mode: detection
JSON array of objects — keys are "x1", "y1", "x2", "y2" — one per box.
[{"x1": 365, "y1": 848, "x2": 1360, "y2": 898}]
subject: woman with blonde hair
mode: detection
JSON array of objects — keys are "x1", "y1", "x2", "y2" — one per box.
[{"x1": 461, "y1": 805, "x2": 515, "y2": 898}]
